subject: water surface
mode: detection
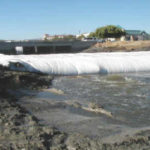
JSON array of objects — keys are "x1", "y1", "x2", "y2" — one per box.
[{"x1": 19, "y1": 73, "x2": 150, "y2": 140}]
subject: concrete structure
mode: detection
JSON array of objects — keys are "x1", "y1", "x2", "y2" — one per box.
[
  {"x1": 43, "y1": 34, "x2": 76, "y2": 41},
  {"x1": 0, "y1": 41, "x2": 96, "y2": 55},
  {"x1": 121, "y1": 30, "x2": 149, "y2": 41}
]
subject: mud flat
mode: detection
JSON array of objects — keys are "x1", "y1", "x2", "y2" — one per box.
[
  {"x1": 1, "y1": 71, "x2": 150, "y2": 149},
  {"x1": 0, "y1": 98, "x2": 150, "y2": 150},
  {"x1": 1, "y1": 97, "x2": 150, "y2": 150}
]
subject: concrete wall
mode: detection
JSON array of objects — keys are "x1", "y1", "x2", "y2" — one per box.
[
  {"x1": 0, "y1": 41, "x2": 96, "y2": 55},
  {"x1": 72, "y1": 41, "x2": 96, "y2": 52}
]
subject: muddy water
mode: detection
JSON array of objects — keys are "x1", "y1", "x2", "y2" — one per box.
[{"x1": 18, "y1": 73, "x2": 150, "y2": 141}]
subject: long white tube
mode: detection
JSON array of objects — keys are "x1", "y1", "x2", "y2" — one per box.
[{"x1": 0, "y1": 52, "x2": 150, "y2": 75}]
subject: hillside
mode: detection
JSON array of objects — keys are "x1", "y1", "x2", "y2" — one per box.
[{"x1": 83, "y1": 40, "x2": 150, "y2": 53}]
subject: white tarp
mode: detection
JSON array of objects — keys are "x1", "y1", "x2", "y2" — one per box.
[{"x1": 0, "y1": 51, "x2": 150, "y2": 75}]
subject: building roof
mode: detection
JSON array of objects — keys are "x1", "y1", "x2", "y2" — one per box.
[{"x1": 125, "y1": 30, "x2": 146, "y2": 35}]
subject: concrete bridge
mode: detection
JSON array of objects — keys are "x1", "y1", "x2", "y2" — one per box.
[{"x1": 0, "y1": 41, "x2": 96, "y2": 55}]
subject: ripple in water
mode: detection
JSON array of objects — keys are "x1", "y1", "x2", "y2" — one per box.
[{"x1": 19, "y1": 72, "x2": 150, "y2": 138}]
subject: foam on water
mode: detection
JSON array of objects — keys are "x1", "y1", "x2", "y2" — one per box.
[{"x1": 1, "y1": 52, "x2": 150, "y2": 75}]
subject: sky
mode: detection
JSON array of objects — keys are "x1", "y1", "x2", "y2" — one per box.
[{"x1": 0, "y1": 0, "x2": 150, "y2": 40}]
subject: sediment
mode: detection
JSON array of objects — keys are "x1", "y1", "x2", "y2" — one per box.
[{"x1": 1, "y1": 71, "x2": 150, "y2": 149}]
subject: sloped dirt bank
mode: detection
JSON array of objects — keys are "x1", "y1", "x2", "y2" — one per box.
[{"x1": 83, "y1": 41, "x2": 150, "y2": 53}]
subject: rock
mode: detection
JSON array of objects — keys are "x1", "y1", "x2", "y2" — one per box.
[
  {"x1": 72, "y1": 102, "x2": 82, "y2": 108},
  {"x1": 4, "y1": 123, "x2": 9, "y2": 126},
  {"x1": 19, "y1": 73, "x2": 53, "y2": 89},
  {"x1": 52, "y1": 134, "x2": 67, "y2": 145},
  {"x1": 0, "y1": 70, "x2": 54, "y2": 90},
  {"x1": 88, "y1": 102, "x2": 103, "y2": 109},
  {"x1": 43, "y1": 88, "x2": 64, "y2": 95},
  {"x1": 66, "y1": 101, "x2": 82, "y2": 108}
]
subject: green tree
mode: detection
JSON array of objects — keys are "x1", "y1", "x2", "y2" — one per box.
[
  {"x1": 90, "y1": 25, "x2": 126, "y2": 38},
  {"x1": 77, "y1": 34, "x2": 85, "y2": 40},
  {"x1": 63, "y1": 35, "x2": 76, "y2": 40},
  {"x1": 88, "y1": 32, "x2": 96, "y2": 38}
]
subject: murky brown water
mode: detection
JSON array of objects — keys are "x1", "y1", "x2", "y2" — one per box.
[{"x1": 17, "y1": 73, "x2": 150, "y2": 141}]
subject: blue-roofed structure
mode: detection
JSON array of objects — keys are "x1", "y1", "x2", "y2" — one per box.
[
  {"x1": 121, "y1": 30, "x2": 149, "y2": 41},
  {"x1": 126, "y1": 30, "x2": 146, "y2": 35}
]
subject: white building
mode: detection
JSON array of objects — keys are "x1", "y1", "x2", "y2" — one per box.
[{"x1": 76, "y1": 33, "x2": 90, "y2": 38}]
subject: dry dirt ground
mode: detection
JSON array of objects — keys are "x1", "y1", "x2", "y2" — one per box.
[{"x1": 84, "y1": 40, "x2": 150, "y2": 53}]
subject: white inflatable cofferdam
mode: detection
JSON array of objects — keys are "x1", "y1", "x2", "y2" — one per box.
[{"x1": 1, "y1": 52, "x2": 150, "y2": 75}]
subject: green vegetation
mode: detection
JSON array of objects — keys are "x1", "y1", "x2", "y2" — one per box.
[
  {"x1": 77, "y1": 34, "x2": 85, "y2": 40},
  {"x1": 89, "y1": 25, "x2": 126, "y2": 38},
  {"x1": 88, "y1": 32, "x2": 96, "y2": 38},
  {"x1": 51, "y1": 35, "x2": 76, "y2": 41},
  {"x1": 63, "y1": 35, "x2": 76, "y2": 41},
  {"x1": 148, "y1": 34, "x2": 150, "y2": 40}
]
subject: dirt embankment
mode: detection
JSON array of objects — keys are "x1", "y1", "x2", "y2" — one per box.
[
  {"x1": 2, "y1": 97, "x2": 150, "y2": 150},
  {"x1": 1, "y1": 71, "x2": 150, "y2": 149},
  {"x1": 84, "y1": 40, "x2": 150, "y2": 53}
]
